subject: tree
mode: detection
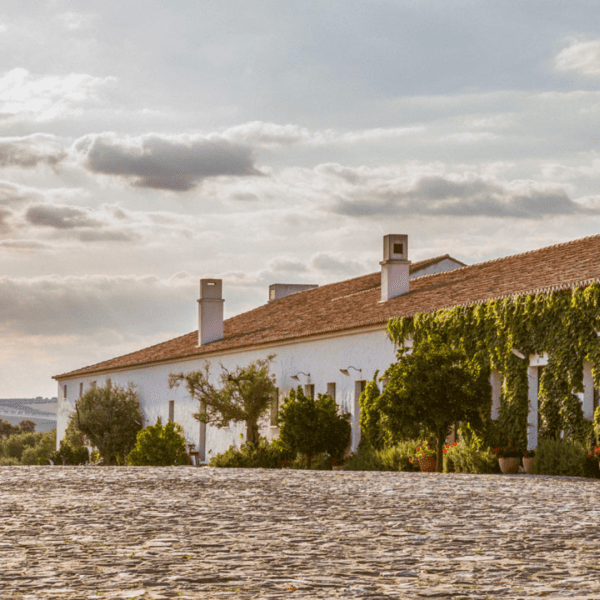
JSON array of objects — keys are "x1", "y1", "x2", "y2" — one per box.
[
  {"x1": 379, "y1": 335, "x2": 489, "y2": 472},
  {"x1": 128, "y1": 418, "x2": 190, "y2": 466},
  {"x1": 277, "y1": 387, "x2": 351, "y2": 467},
  {"x1": 71, "y1": 382, "x2": 142, "y2": 465},
  {"x1": 169, "y1": 356, "x2": 277, "y2": 446},
  {"x1": 18, "y1": 420, "x2": 36, "y2": 434},
  {"x1": 0, "y1": 419, "x2": 16, "y2": 438}
]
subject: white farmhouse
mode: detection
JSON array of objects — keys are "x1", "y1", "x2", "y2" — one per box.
[{"x1": 54, "y1": 233, "x2": 600, "y2": 459}]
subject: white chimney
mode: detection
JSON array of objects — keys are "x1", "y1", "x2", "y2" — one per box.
[
  {"x1": 198, "y1": 279, "x2": 224, "y2": 345},
  {"x1": 380, "y1": 234, "x2": 411, "y2": 301},
  {"x1": 268, "y1": 283, "x2": 319, "y2": 302}
]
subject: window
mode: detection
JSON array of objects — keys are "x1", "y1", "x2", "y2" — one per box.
[
  {"x1": 168, "y1": 400, "x2": 175, "y2": 422},
  {"x1": 106, "y1": 378, "x2": 112, "y2": 390},
  {"x1": 63, "y1": 385, "x2": 67, "y2": 400},
  {"x1": 326, "y1": 382, "x2": 336, "y2": 399},
  {"x1": 270, "y1": 388, "x2": 279, "y2": 426},
  {"x1": 79, "y1": 382, "x2": 83, "y2": 398},
  {"x1": 304, "y1": 384, "x2": 315, "y2": 398}
]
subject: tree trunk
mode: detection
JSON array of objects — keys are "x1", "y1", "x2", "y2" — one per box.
[
  {"x1": 247, "y1": 420, "x2": 259, "y2": 445},
  {"x1": 436, "y1": 428, "x2": 444, "y2": 473}
]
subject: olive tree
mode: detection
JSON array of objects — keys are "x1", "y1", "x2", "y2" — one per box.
[
  {"x1": 169, "y1": 355, "x2": 277, "y2": 446},
  {"x1": 71, "y1": 382, "x2": 142, "y2": 465}
]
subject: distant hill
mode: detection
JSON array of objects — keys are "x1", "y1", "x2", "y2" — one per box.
[{"x1": 0, "y1": 397, "x2": 57, "y2": 433}]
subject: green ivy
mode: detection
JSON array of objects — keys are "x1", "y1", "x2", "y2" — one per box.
[{"x1": 387, "y1": 284, "x2": 600, "y2": 448}]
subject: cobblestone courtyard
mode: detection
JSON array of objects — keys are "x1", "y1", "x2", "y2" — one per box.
[{"x1": 1, "y1": 467, "x2": 600, "y2": 599}]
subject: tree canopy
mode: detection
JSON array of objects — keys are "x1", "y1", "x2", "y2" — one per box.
[
  {"x1": 71, "y1": 382, "x2": 142, "y2": 465},
  {"x1": 169, "y1": 355, "x2": 277, "y2": 445},
  {"x1": 378, "y1": 334, "x2": 490, "y2": 471}
]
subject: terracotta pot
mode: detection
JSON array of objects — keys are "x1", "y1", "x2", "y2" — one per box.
[
  {"x1": 332, "y1": 465, "x2": 344, "y2": 471},
  {"x1": 498, "y1": 456, "x2": 520, "y2": 474},
  {"x1": 523, "y1": 457, "x2": 535, "y2": 475},
  {"x1": 418, "y1": 456, "x2": 437, "y2": 472}
]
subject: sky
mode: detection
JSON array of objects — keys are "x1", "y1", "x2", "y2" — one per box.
[{"x1": 2, "y1": 0, "x2": 600, "y2": 397}]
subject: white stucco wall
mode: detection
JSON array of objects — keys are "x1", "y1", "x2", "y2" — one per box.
[{"x1": 56, "y1": 326, "x2": 399, "y2": 460}]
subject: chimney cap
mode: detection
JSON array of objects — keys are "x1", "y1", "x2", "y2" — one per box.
[
  {"x1": 382, "y1": 234, "x2": 409, "y2": 263},
  {"x1": 200, "y1": 278, "x2": 223, "y2": 300}
]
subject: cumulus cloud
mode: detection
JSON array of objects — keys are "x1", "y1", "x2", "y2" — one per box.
[
  {"x1": 325, "y1": 170, "x2": 592, "y2": 219},
  {"x1": 0, "y1": 180, "x2": 44, "y2": 207},
  {"x1": 555, "y1": 39, "x2": 600, "y2": 76},
  {"x1": 0, "y1": 68, "x2": 115, "y2": 122},
  {"x1": 0, "y1": 134, "x2": 67, "y2": 169},
  {"x1": 74, "y1": 132, "x2": 262, "y2": 191},
  {"x1": 25, "y1": 204, "x2": 103, "y2": 229}
]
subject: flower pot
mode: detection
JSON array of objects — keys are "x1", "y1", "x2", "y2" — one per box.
[
  {"x1": 522, "y1": 457, "x2": 535, "y2": 475},
  {"x1": 418, "y1": 456, "x2": 437, "y2": 472},
  {"x1": 498, "y1": 457, "x2": 520, "y2": 474},
  {"x1": 332, "y1": 465, "x2": 344, "y2": 471}
]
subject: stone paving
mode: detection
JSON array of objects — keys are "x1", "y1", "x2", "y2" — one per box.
[{"x1": 1, "y1": 467, "x2": 600, "y2": 600}]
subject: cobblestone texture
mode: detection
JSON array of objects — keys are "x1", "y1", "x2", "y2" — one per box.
[{"x1": 1, "y1": 466, "x2": 600, "y2": 599}]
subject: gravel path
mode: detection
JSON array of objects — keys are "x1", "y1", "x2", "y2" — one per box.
[{"x1": 1, "y1": 466, "x2": 600, "y2": 599}]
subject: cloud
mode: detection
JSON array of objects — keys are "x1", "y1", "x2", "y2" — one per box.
[
  {"x1": 25, "y1": 204, "x2": 103, "y2": 229},
  {"x1": 0, "y1": 205, "x2": 13, "y2": 234},
  {"x1": 0, "y1": 274, "x2": 197, "y2": 337},
  {"x1": 325, "y1": 170, "x2": 593, "y2": 219},
  {"x1": 221, "y1": 121, "x2": 425, "y2": 148},
  {"x1": 0, "y1": 180, "x2": 44, "y2": 207},
  {"x1": 555, "y1": 39, "x2": 600, "y2": 76},
  {"x1": 0, "y1": 68, "x2": 115, "y2": 122},
  {"x1": 74, "y1": 132, "x2": 262, "y2": 191},
  {"x1": 0, "y1": 134, "x2": 67, "y2": 169}
]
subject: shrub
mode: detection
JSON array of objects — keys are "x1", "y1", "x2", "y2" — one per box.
[
  {"x1": 535, "y1": 437, "x2": 587, "y2": 477},
  {"x1": 277, "y1": 387, "x2": 351, "y2": 466},
  {"x1": 443, "y1": 440, "x2": 499, "y2": 474},
  {"x1": 344, "y1": 441, "x2": 419, "y2": 472},
  {"x1": 51, "y1": 440, "x2": 90, "y2": 465},
  {"x1": 128, "y1": 418, "x2": 190, "y2": 466},
  {"x1": 3, "y1": 432, "x2": 39, "y2": 460},
  {"x1": 0, "y1": 457, "x2": 21, "y2": 466},
  {"x1": 209, "y1": 437, "x2": 286, "y2": 468},
  {"x1": 23, "y1": 430, "x2": 57, "y2": 465}
]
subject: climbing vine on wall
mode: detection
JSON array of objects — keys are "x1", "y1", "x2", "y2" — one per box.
[{"x1": 386, "y1": 284, "x2": 600, "y2": 449}]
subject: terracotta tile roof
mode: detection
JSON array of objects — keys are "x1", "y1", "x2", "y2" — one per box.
[{"x1": 54, "y1": 236, "x2": 600, "y2": 379}]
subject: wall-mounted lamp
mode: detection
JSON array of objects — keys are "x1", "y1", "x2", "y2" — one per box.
[
  {"x1": 340, "y1": 366, "x2": 362, "y2": 376},
  {"x1": 290, "y1": 371, "x2": 310, "y2": 381},
  {"x1": 510, "y1": 348, "x2": 526, "y2": 360}
]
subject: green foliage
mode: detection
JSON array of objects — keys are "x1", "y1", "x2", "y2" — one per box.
[
  {"x1": 344, "y1": 441, "x2": 420, "y2": 472},
  {"x1": 443, "y1": 440, "x2": 500, "y2": 474},
  {"x1": 593, "y1": 406, "x2": 600, "y2": 446},
  {"x1": 0, "y1": 429, "x2": 57, "y2": 465},
  {"x1": 51, "y1": 440, "x2": 90, "y2": 465},
  {"x1": 0, "y1": 419, "x2": 16, "y2": 438},
  {"x1": 18, "y1": 420, "x2": 36, "y2": 434},
  {"x1": 387, "y1": 284, "x2": 600, "y2": 449},
  {"x1": 70, "y1": 381, "x2": 142, "y2": 465},
  {"x1": 128, "y1": 418, "x2": 190, "y2": 466},
  {"x1": 535, "y1": 437, "x2": 588, "y2": 477},
  {"x1": 378, "y1": 334, "x2": 489, "y2": 471},
  {"x1": 170, "y1": 356, "x2": 277, "y2": 445},
  {"x1": 358, "y1": 373, "x2": 386, "y2": 450},
  {"x1": 209, "y1": 437, "x2": 287, "y2": 468},
  {"x1": 277, "y1": 387, "x2": 351, "y2": 466}
]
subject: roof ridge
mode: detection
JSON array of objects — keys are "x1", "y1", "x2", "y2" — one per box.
[{"x1": 449, "y1": 233, "x2": 600, "y2": 272}]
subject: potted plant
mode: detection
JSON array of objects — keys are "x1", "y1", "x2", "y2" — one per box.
[
  {"x1": 589, "y1": 446, "x2": 600, "y2": 469},
  {"x1": 491, "y1": 440, "x2": 522, "y2": 474},
  {"x1": 412, "y1": 443, "x2": 437, "y2": 472},
  {"x1": 522, "y1": 449, "x2": 536, "y2": 475}
]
